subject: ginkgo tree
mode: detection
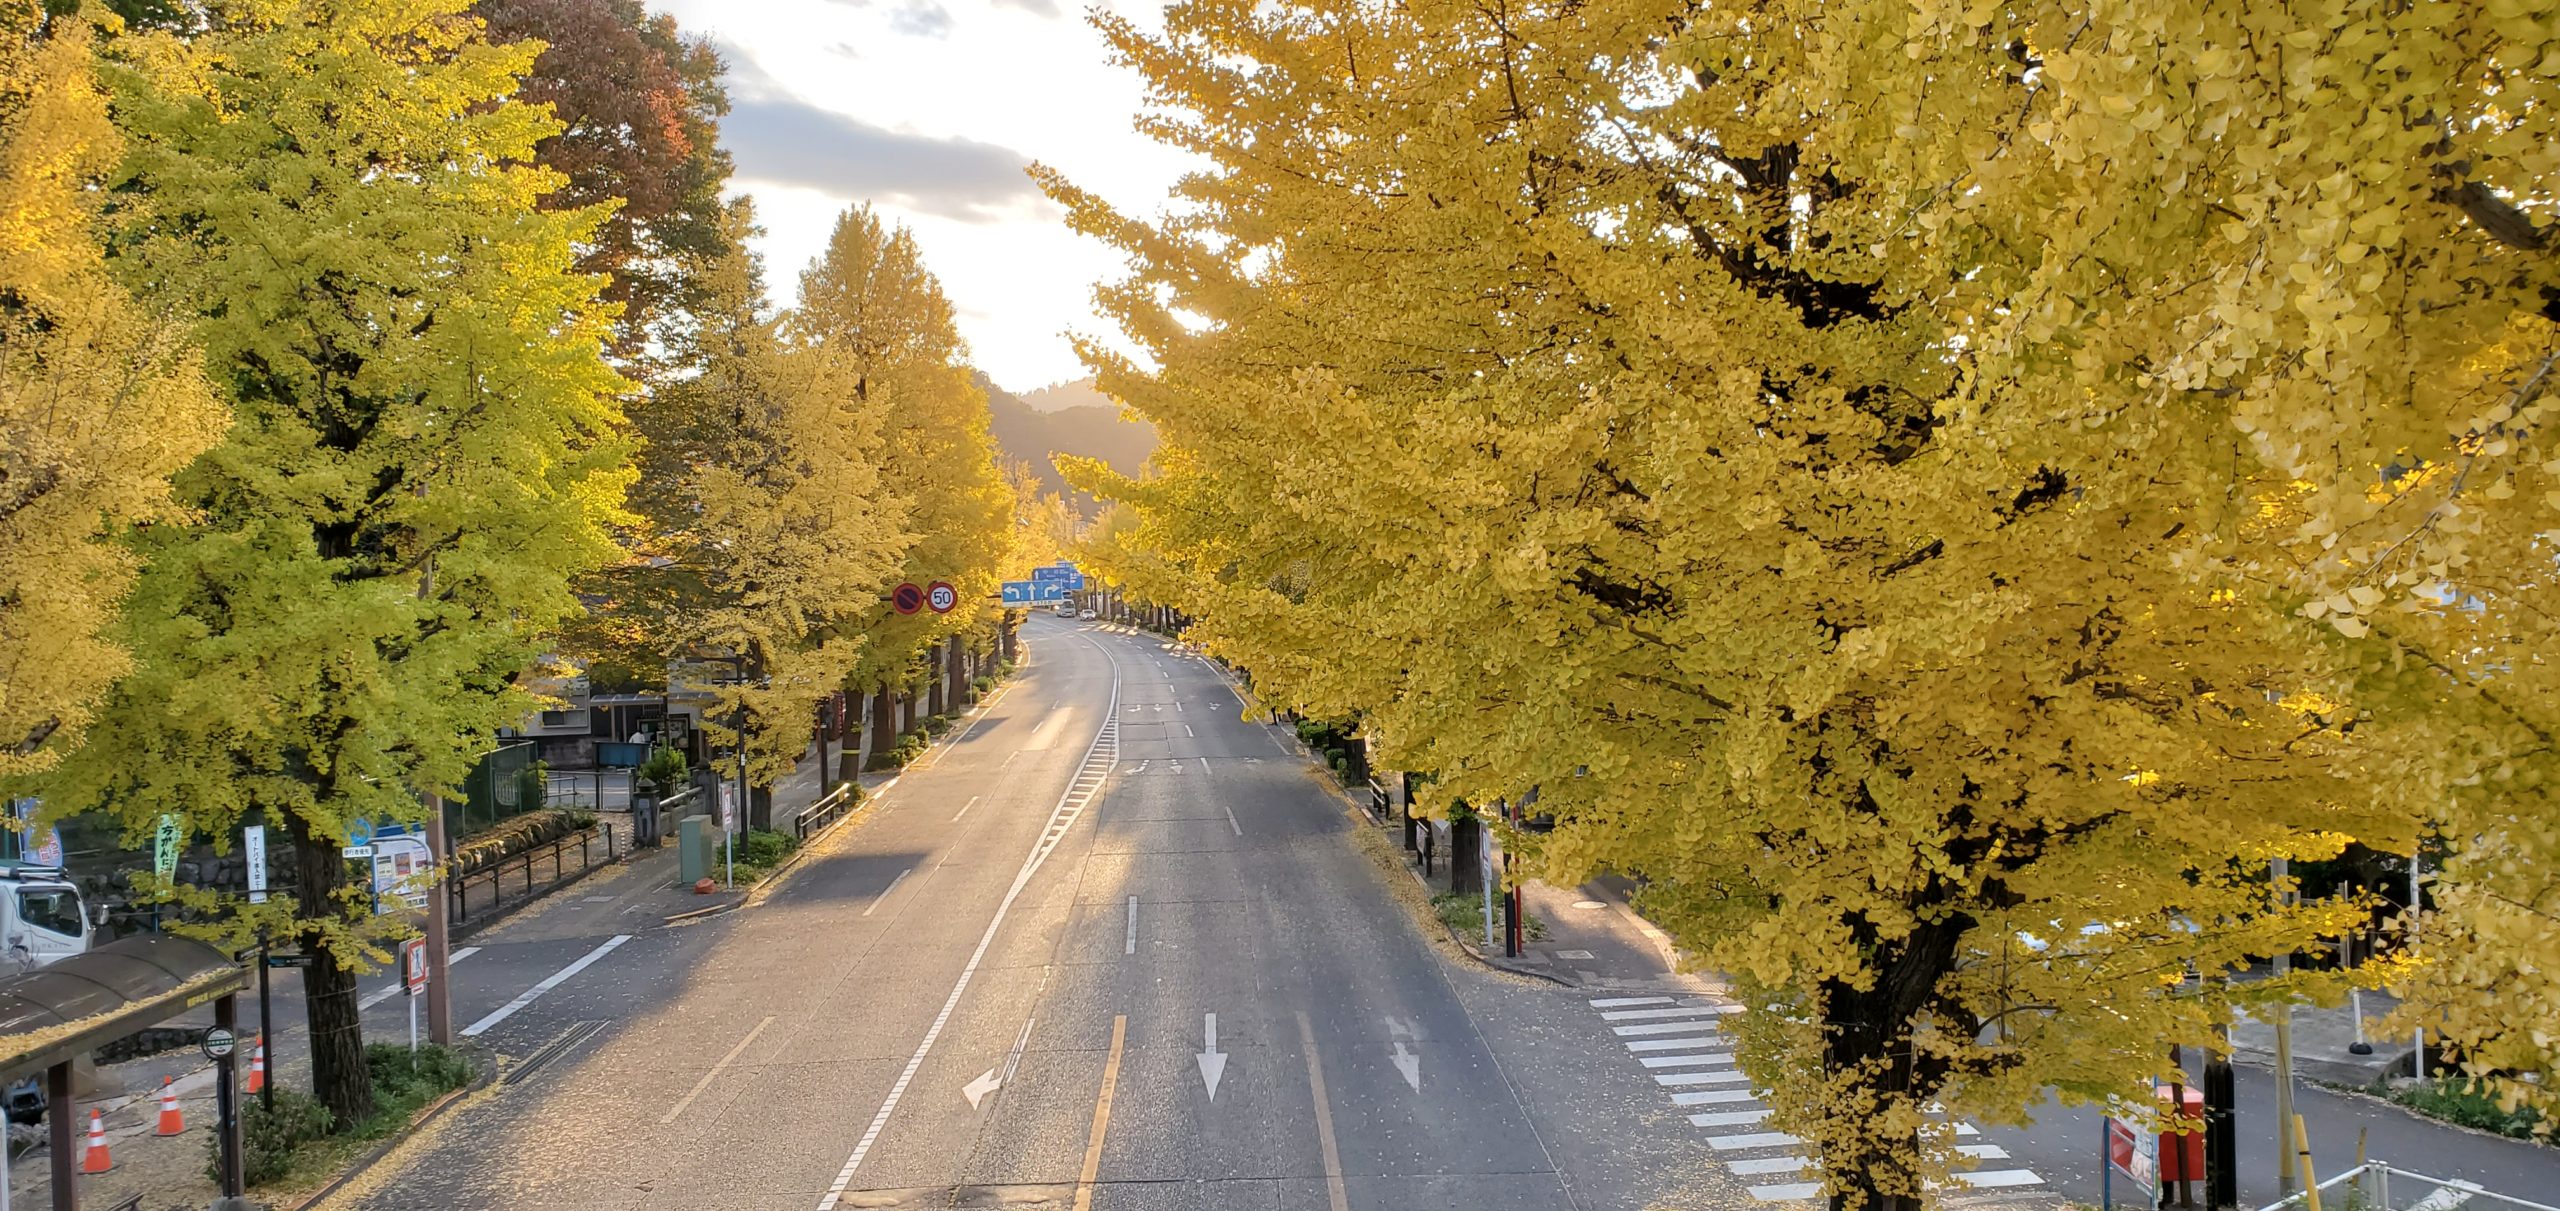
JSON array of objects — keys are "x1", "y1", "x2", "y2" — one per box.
[
  {"x1": 0, "y1": 0, "x2": 223, "y2": 781},
  {"x1": 1039, "y1": 2, "x2": 2517, "y2": 1205},
  {"x1": 37, "y1": 0, "x2": 630, "y2": 1125},
  {"x1": 797, "y1": 208, "x2": 1012, "y2": 734}
]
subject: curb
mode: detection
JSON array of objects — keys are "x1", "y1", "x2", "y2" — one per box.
[{"x1": 289, "y1": 1047, "x2": 496, "y2": 1211}]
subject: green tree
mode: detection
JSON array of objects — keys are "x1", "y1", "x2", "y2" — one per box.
[
  {"x1": 0, "y1": 0, "x2": 222, "y2": 780},
  {"x1": 42, "y1": 0, "x2": 629, "y2": 1125}
]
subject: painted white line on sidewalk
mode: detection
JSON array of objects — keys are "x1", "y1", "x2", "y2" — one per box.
[
  {"x1": 1657, "y1": 1070, "x2": 1750, "y2": 1087},
  {"x1": 461, "y1": 935, "x2": 630, "y2": 1037},
  {"x1": 1727, "y1": 1156, "x2": 1808, "y2": 1176},
  {"x1": 817, "y1": 637, "x2": 1123, "y2": 1211},
  {"x1": 1625, "y1": 1035, "x2": 1720, "y2": 1051},
  {"x1": 1688, "y1": 1109, "x2": 1769, "y2": 1128},
  {"x1": 1223, "y1": 804, "x2": 1242, "y2": 837},
  {"x1": 863, "y1": 868, "x2": 912, "y2": 918},
  {"x1": 1617, "y1": 1021, "x2": 1726, "y2": 1036},
  {"x1": 360, "y1": 946, "x2": 479, "y2": 1010},
  {"x1": 659, "y1": 1015, "x2": 775, "y2": 1124},
  {"x1": 1125, "y1": 895, "x2": 1138, "y2": 954},
  {"x1": 1589, "y1": 996, "x2": 1674, "y2": 1008},
  {"x1": 1706, "y1": 1132, "x2": 1803, "y2": 1151},
  {"x1": 1671, "y1": 1087, "x2": 1758, "y2": 1105},
  {"x1": 1602, "y1": 1005, "x2": 1734, "y2": 1022},
  {"x1": 1956, "y1": 1171, "x2": 2042, "y2": 1189},
  {"x1": 1747, "y1": 1181, "x2": 1822, "y2": 1201},
  {"x1": 953, "y1": 795, "x2": 980, "y2": 822},
  {"x1": 1639, "y1": 1053, "x2": 1734, "y2": 1068}
]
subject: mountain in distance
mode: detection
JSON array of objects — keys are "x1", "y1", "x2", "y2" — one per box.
[
  {"x1": 979, "y1": 373, "x2": 1156, "y2": 515},
  {"x1": 1018, "y1": 378, "x2": 1116, "y2": 414}
]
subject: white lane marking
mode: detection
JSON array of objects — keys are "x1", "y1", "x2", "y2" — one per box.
[
  {"x1": 1601, "y1": 1005, "x2": 1737, "y2": 1021},
  {"x1": 1617, "y1": 1021, "x2": 1726, "y2": 1036},
  {"x1": 817, "y1": 642, "x2": 1121, "y2": 1210},
  {"x1": 1707, "y1": 1132, "x2": 1804, "y2": 1151},
  {"x1": 360, "y1": 946, "x2": 478, "y2": 1010},
  {"x1": 1957, "y1": 1171, "x2": 2043, "y2": 1189},
  {"x1": 953, "y1": 795, "x2": 979, "y2": 822},
  {"x1": 1389, "y1": 1039, "x2": 1421, "y2": 1092},
  {"x1": 998, "y1": 752, "x2": 1017, "y2": 770},
  {"x1": 1125, "y1": 895, "x2": 1138, "y2": 955},
  {"x1": 1748, "y1": 1182, "x2": 1823, "y2": 1201},
  {"x1": 1689, "y1": 1109, "x2": 1769, "y2": 1128},
  {"x1": 862, "y1": 868, "x2": 912, "y2": 918},
  {"x1": 1184, "y1": 724, "x2": 1194, "y2": 738},
  {"x1": 1957, "y1": 1144, "x2": 2009, "y2": 1160},
  {"x1": 1175, "y1": 701, "x2": 1183, "y2": 712},
  {"x1": 659, "y1": 1015, "x2": 775, "y2": 1124},
  {"x1": 1625, "y1": 1035, "x2": 1720, "y2": 1051},
  {"x1": 1224, "y1": 804, "x2": 1242, "y2": 836},
  {"x1": 1199, "y1": 757, "x2": 1210, "y2": 778},
  {"x1": 1672, "y1": 1088, "x2": 1759, "y2": 1105},
  {"x1": 1726, "y1": 1156, "x2": 1807, "y2": 1176},
  {"x1": 462, "y1": 935, "x2": 629, "y2": 1036},
  {"x1": 909, "y1": 683, "x2": 1010, "y2": 771},
  {"x1": 1589, "y1": 996, "x2": 1674, "y2": 1008},
  {"x1": 1639, "y1": 1053, "x2": 1734, "y2": 1068},
  {"x1": 1195, "y1": 1013, "x2": 1227, "y2": 1099},
  {"x1": 1657, "y1": 1070, "x2": 1751, "y2": 1087}
]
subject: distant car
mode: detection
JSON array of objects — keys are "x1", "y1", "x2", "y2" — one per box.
[
  {"x1": 1054, "y1": 601, "x2": 1075, "y2": 617},
  {"x1": 1080, "y1": 609, "x2": 1098, "y2": 620}
]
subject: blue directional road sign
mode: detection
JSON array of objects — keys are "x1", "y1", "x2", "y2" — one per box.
[
  {"x1": 1002, "y1": 581, "x2": 1069, "y2": 606},
  {"x1": 1031, "y1": 566, "x2": 1071, "y2": 584}
]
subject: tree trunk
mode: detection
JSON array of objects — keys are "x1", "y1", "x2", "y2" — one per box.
[
  {"x1": 284, "y1": 810, "x2": 373, "y2": 1128},
  {"x1": 1449, "y1": 812, "x2": 1483, "y2": 895},
  {"x1": 948, "y1": 638, "x2": 967, "y2": 705},
  {"x1": 1820, "y1": 914, "x2": 1969, "y2": 1211},
  {"x1": 927, "y1": 641, "x2": 947, "y2": 717},
  {"x1": 870, "y1": 684, "x2": 895, "y2": 756}
]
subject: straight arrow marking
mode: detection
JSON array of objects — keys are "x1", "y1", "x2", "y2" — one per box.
[
  {"x1": 1390, "y1": 1040, "x2": 1421, "y2": 1092},
  {"x1": 1196, "y1": 1012, "x2": 1227, "y2": 1100}
]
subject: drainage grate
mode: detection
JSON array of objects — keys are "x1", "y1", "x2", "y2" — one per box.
[{"x1": 504, "y1": 1019, "x2": 609, "y2": 1086}]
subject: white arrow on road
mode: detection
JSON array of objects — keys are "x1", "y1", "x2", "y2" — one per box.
[
  {"x1": 1390, "y1": 1040, "x2": 1421, "y2": 1092},
  {"x1": 963, "y1": 1069, "x2": 1002, "y2": 1109},
  {"x1": 965, "y1": 1018, "x2": 1037, "y2": 1111},
  {"x1": 1196, "y1": 1012, "x2": 1228, "y2": 1100}
]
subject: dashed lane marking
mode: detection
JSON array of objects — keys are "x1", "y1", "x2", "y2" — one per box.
[{"x1": 461, "y1": 935, "x2": 628, "y2": 1037}]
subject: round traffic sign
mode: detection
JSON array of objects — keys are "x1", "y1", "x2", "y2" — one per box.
[
  {"x1": 927, "y1": 581, "x2": 957, "y2": 614},
  {"x1": 347, "y1": 817, "x2": 375, "y2": 847},
  {"x1": 891, "y1": 583, "x2": 924, "y2": 615},
  {"x1": 201, "y1": 1025, "x2": 237, "y2": 1061}
]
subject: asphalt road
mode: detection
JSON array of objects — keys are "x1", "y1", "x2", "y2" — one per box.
[{"x1": 324, "y1": 617, "x2": 1746, "y2": 1211}]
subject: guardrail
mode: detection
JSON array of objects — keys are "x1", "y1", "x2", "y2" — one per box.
[
  {"x1": 2254, "y1": 1161, "x2": 2555, "y2": 1211},
  {"x1": 448, "y1": 826, "x2": 612, "y2": 928},
  {"x1": 793, "y1": 782, "x2": 858, "y2": 842}
]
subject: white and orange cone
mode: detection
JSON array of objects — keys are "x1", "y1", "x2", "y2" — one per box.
[
  {"x1": 79, "y1": 1108, "x2": 112, "y2": 1173},
  {"x1": 154, "y1": 1076, "x2": 184, "y2": 1136},
  {"x1": 244, "y1": 1035, "x2": 266, "y2": 1096}
]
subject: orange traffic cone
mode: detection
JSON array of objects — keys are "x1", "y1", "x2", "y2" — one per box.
[
  {"x1": 154, "y1": 1076, "x2": 184, "y2": 1136},
  {"x1": 79, "y1": 1108, "x2": 112, "y2": 1173},
  {"x1": 245, "y1": 1036, "x2": 265, "y2": 1095}
]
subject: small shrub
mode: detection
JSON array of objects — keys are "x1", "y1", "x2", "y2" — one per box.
[
  {"x1": 2380, "y1": 1077, "x2": 2545, "y2": 1139},
  {"x1": 922, "y1": 714, "x2": 955, "y2": 737},
  {"x1": 1296, "y1": 720, "x2": 1330, "y2": 745},
  {"x1": 971, "y1": 675, "x2": 994, "y2": 695},
  {"x1": 638, "y1": 744, "x2": 688, "y2": 788},
  {"x1": 737, "y1": 828, "x2": 797, "y2": 870},
  {"x1": 213, "y1": 1087, "x2": 333, "y2": 1187}
]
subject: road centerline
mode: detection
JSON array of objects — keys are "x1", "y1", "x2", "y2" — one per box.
[{"x1": 1070, "y1": 1015, "x2": 1129, "y2": 1211}]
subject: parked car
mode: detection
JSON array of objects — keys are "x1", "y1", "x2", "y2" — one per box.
[{"x1": 1080, "y1": 609, "x2": 1098, "y2": 620}]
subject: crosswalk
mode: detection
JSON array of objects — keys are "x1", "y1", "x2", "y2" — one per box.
[{"x1": 1586, "y1": 995, "x2": 2047, "y2": 1203}]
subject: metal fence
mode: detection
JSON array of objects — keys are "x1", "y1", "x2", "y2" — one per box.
[
  {"x1": 447, "y1": 826, "x2": 614, "y2": 929},
  {"x1": 542, "y1": 768, "x2": 633, "y2": 811},
  {"x1": 793, "y1": 783, "x2": 857, "y2": 843},
  {"x1": 2254, "y1": 1161, "x2": 2555, "y2": 1211}
]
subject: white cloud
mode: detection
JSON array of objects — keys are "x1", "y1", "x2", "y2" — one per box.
[{"x1": 665, "y1": 0, "x2": 1192, "y2": 390}]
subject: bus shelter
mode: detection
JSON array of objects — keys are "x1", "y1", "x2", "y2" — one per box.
[{"x1": 0, "y1": 934, "x2": 248, "y2": 1211}]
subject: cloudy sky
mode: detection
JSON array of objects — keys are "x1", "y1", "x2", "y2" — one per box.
[{"x1": 651, "y1": 0, "x2": 1195, "y2": 394}]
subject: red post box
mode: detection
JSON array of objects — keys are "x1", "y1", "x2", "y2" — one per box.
[{"x1": 2157, "y1": 1084, "x2": 2206, "y2": 1182}]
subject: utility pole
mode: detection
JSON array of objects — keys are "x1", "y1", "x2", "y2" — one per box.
[
  {"x1": 730, "y1": 650, "x2": 746, "y2": 885},
  {"x1": 416, "y1": 543, "x2": 455, "y2": 1045},
  {"x1": 2204, "y1": 1018, "x2": 2238, "y2": 1209},
  {"x1": 2272, "y1": 856, "x2": 2296, "y2": 1200}
]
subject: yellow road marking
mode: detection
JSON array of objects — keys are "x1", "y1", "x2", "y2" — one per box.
[
  {"x1": 1295, "y1": 1010, "x2": 1353, "y2": 1211},
  {"x1": 1072, "y1": 1015, "x2": 1129, "y2": 1211}
]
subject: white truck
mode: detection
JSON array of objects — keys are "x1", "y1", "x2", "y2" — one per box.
[{"x1": 1, "y1": 862, "x2": 93, "y2": 1123}]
